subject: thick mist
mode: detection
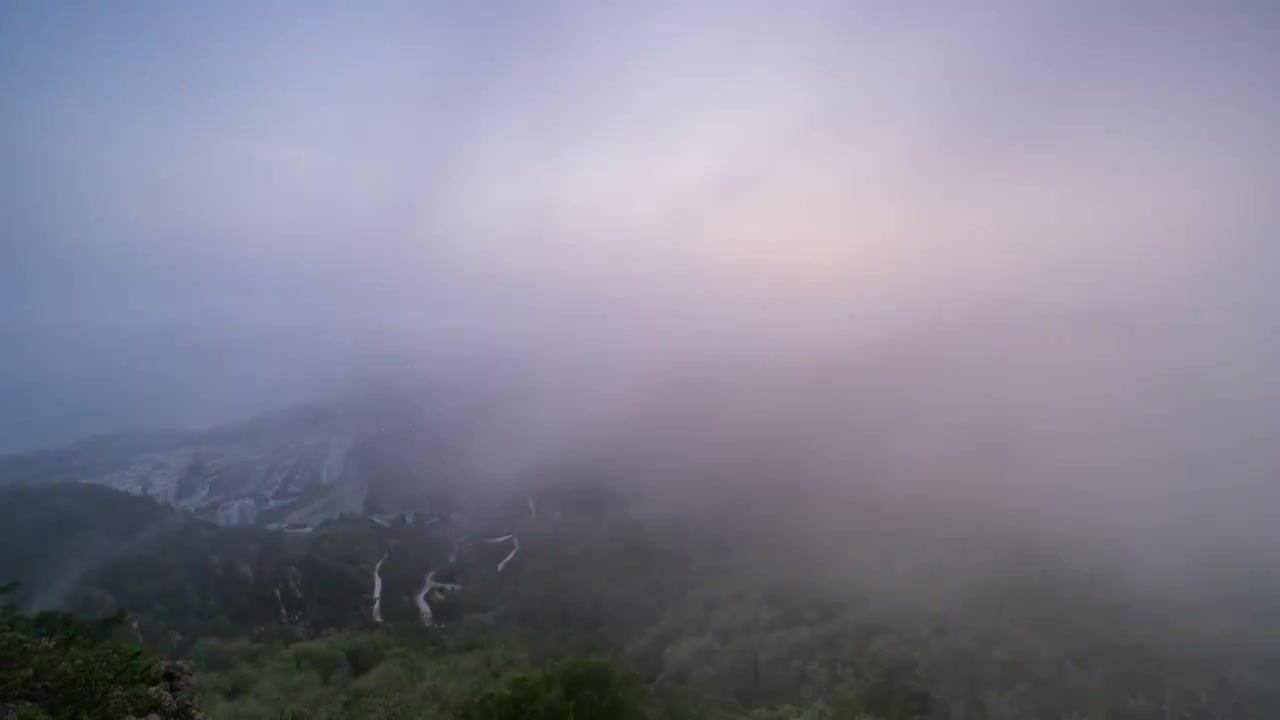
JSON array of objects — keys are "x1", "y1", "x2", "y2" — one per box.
[{"x1": 3, "y1": 2, "x2": 1279, "y2": 587}]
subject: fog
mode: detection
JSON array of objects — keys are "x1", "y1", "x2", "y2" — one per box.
[{"x1": 3, "y1": 2, "x2": 1279, "y2": 576}]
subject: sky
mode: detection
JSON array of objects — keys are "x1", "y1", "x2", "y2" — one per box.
[{"x1": 1, "y1": 1, "x2": 1279, "y2": 450}]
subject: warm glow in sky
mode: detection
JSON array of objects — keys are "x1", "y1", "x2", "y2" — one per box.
[{"x1": 1, "y1": 2, "x2": 1278, "y2": 446}]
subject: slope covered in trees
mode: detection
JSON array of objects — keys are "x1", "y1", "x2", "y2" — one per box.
[
  {"x1": 3, "y1": 480, "x2": 1279, "y2": 718},
  {"x1": 0, "y1": 582, "x2": 205, "y2": 720}
]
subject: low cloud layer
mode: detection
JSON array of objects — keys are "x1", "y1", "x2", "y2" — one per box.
[{"x1": 2, "y1": 0, "x2": 1278, "y2": 575}]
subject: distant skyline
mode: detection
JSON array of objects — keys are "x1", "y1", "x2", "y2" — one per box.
[{"x1": 3, "y1": 2, "x2": 1279, "y2": 449}]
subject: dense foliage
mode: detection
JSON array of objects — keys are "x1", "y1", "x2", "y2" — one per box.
[
  {"x1": 192, "y1": 631, "x2": 646, "y2": 720},
  {"x1": 0, "y1": 582, "x2": 204, "y2": 720},
  {"x1": 3, "y1": 481, "x2": 1280, "y2": 718}
]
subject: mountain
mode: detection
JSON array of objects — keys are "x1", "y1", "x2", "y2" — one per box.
[
  {"x1": 6, "y1": 401, "x2": 1280, "y2": 718},
  {"x1": 0, "y1": 476, "x2": 560, "y2": 642},
  {"x1": 0, "y1": 475, "x2": 662, "y2": 656},
  {"x1": 5, "y1": 478, "x2": 1280, "y2": 718},
  {"x1": 0, "y1": 397, "x2": 465, "y2": 530}
]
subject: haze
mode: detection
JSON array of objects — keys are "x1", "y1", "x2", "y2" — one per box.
[{"x1": 2, "y1": 0, "x2": 1278, "y2": 555}]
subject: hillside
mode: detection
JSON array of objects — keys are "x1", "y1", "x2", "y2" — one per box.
[
  {"x1": 4, "y1": 478, "x2": 1280, "y2": 718},
  {"x1": 0, "y1": 396, "x2": 472, "y2": 531}
]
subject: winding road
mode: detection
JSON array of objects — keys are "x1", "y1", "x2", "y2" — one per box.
[
  {"x1": 488, "y1": 534, "x2": 521, "y2": 573},
  {"x1": 371, "y1": 551, "x2": 389, "y2": 623},
  {"x1": 416, "y1": 570, "x2": 463, "y2": 627},
  {"x1": 381, "y1": 520, "x2": 523, "y2": 629}
]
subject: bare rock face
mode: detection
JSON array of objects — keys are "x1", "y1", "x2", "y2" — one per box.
[{"x1": 133, "y1": 661, "x2": 207, "y2": 720}]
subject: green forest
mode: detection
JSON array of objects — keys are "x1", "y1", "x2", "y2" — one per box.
[{"x1": 2, "y1": 479, "x2": 1278, "y2": 719}]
